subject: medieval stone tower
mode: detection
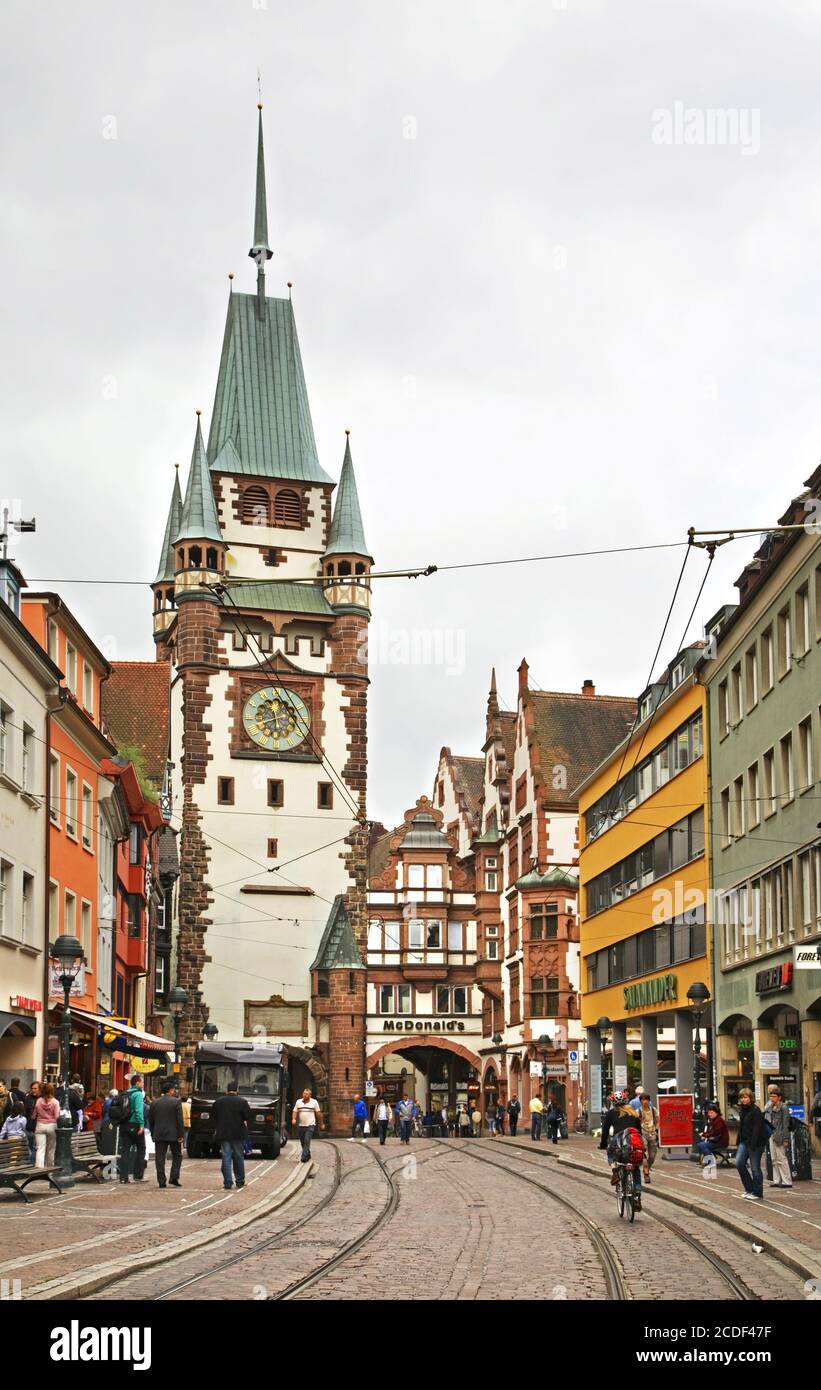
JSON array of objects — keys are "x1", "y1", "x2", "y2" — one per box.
[{"x1": 150, "y1": 107, "x2": 372, "y2": 1128}]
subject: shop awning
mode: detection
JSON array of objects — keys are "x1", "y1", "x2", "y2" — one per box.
[
  {"x1": 0, "y1": 1011, "x2": 37, "y2": 1039},
  {"x1": 53, "y1": 1006, "x2": 173, "y2": 1060}
]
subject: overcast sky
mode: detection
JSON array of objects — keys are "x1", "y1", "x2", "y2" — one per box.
[{"x1": 2, "y1": 1, "x2": 818, "y2": 828}]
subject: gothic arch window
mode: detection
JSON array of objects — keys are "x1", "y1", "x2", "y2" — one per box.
[
  {"x1": 355, "y1": 562, "x2": 366, "y2": 575},
  {"x1": 338, "y1": 560, "x2": 351, "y2": 576},
  {"x1": 242, "y1": 485, "x2": 270, "y2": 526},
  {"x1": 165, "y1": 588, "x2": 174, "y2": 606},
  {"x1": 274, "y1": 489, "x2": 302, "y2": 527},
  {"x1": 326, "y1": 563, "x2": 334, "y2": 577},
  {"x1": 188, "y1": 545, "x2": 202, "y2": 567},
  {"x1": 205, "y1": 547, "x2": 219, "y2": 569}
]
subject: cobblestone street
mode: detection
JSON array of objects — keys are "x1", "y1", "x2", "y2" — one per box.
[{"x1": 2, "y1": 1134, "x2": 817, "y2": 1302}]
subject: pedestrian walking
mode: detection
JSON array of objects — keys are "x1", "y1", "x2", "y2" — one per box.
[
  {"x1": 628, "y1": 1083, "x2": 644, "y2": 1112},
  {"x1": 0, "y1": 1102, "x2": 28, "y2": 1140},
  {"x1": 545, "y1": 1099, "x2": 561, "y2": 1144},
  {"x1": 292, "y1": 1088, "x2": 322, "y2": 1163},
  {"x1": 33, "y1": 1083, "x2": 60, "y2": 1167},
  {"x1": 213, "y1": 1080, "x2": 253, "y2": 1189},
  {"x1": 66, "y1": 1074, "x2": 85, "y2": 1132},
  {"x1": 495, "y1": 1101, "x2": 505, "y2": 1137},
  {"x1": 437, "y1": 1104, "x2": 448, "y2": 1137},
  {"x1": 471, "y1": 1104, "x2": 481, "y2": 1138},
  {"x1": 99, "y1": 1088, "x2": 121, "y2": 1156},
  {"x1": 695, "y1": 1104, "x2": 729, "y2": 1164},
  {"x1": 396, "y1": 1095, "x2": 415, "y2": 1144},
  {"x1": 735, "y1": 1088, "x2": 765, "y2": 1202},
  {"x1": 528, "y1": 1095, "x2": 543, "y2": 1141},
  {"x1": 506, "y1": 1095, "x2": 521, "y2": 1137},
  {"x1": 23, "y1": 1081, "x2": 40, "y2": 1163},
  {"x1": 118, "y1": 1075, "x2": 147, "y2": 1184},
  {"x1": 637, "y1": 1092, "x2": 659, "y2": 1184},
  {"x1": 350, "y1": 1093, "x2": 368, "y2": 1142},
  {"x1": 766, "y1": 1087, "x2": 793, "y2": 1190},
  {"x1": 458, "y1": 1104, "x2": 471, "y2": 1137},
  {"x1": 374, "y1": 1095, "x2": 392, "y2": 1146},
  {"x1": 148, "y1": 1081, "x2": 185, "y2": 1188}
]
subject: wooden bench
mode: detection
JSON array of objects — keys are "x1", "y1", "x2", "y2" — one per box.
[
  {"x1": 71, "y1": 1131, "x2": 108, "y2": 1181},
  {"x1": 0, "y1": 1136, "x2": 63, "y2": 1202}
]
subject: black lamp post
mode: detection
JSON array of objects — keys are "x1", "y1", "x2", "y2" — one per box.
[
  {"x1": 538, "y1": 1033, "x2": 552, "y2": 1140},
  {"x1": 49, "y1": 934, "x2": 84, "y2": 1186},
  {"x1": 596, "y1": 1016, "x2": 612, "y2": 1118},
  {"x1": 203, "y1": 1022, "x2": 218, "y2": 1042},
  {"x1": 168, "y1": 986, "x2": 188, "y2": 1082},
  {"x1": 687, "y1": 981, "x2": 710, "y2": 1143}
]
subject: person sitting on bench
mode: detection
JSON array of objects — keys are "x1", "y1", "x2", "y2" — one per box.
[{"x1": 695, "y1": 1103, "x2": 729, "y2": 1162}]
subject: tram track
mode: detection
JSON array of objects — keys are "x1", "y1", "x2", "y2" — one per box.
[{"x1": 442, "y1": 1139, "x2": 763, "y2": 1301}]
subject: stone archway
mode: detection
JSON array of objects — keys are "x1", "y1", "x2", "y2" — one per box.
[
  {"x1": 367, "y1": 1037, "x2": 481, "y2": 1072},
  {"x1": 286, "y1": 1045, "x2": 328, "y2": 1116}
]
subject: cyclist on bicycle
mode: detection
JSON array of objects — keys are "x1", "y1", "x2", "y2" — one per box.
[{"x1": 599, "y1": 1089, "x2": 644, "y2": 1210}]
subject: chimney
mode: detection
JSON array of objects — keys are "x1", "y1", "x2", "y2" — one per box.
[
  {"x1": 582, "y1": 679, "x2": 595, "y2": 697},
  {"x1": 518, "y1": 658, "x2": 529, "y2": 697}
]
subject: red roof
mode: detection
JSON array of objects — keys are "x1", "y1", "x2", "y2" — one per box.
[{"x1": 102, "y1": 662, "x2": 170, "y2": 788}]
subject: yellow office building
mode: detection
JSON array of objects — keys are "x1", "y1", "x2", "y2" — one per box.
[{"x1": 578, "y1": 644, "x2": 711, "y2": 1113}]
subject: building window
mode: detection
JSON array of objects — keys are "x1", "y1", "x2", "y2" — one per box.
[
  {"x1": 530, "y1": 902, "x2": 559, "y2": 940},
  {"x1": 780, "y1": 732, "x2": 794, "y2": 804},
  {"x1": 126, "y1": 893, "x2": 141, "y2": 937},
  {"x1": 729, "y1": 663, "x2": 743, "y2": 726},
  {"x1": 82, "y1": 784, "x2": 93, "y2": 850},
  {"x1": 47, "y1": 619, "x2": 58, "y2": 662},
  {"x1": 718, "y1": 680, "x2": 729, "y2": 737},
  {"x1": 65, "y1": 890, "x2": 76, "y2": 939},
  {"x1": 747, "y1": 762, "x2": 760, "y2": 829},
  {"x1": 484, "y1": 857, "x2": 498, "y2": 891},
  {"x1": 760, "y1": 625, "x2": 774, "y2": 693},
  {"x1": 154, "y1": 952, "x2": 167, "y2": 1002},
  {"x1": 317, "y1": 782, "x2": 333, "y2": 810},
  {"x1": 129, "y1": 822, "x2": 143, "y2": 865},
  {"x1": 0, "y1": 859, "x2": 12, "y2": 938},
  {"x1": 82, "y1": 662, "x2": 94, "y2": 714},
  {"x1": 795, "y1": 583, "x2": 810, "y2": 656},
  {"x1": 81, "y1": 900, "x2": 92, "y2": 959},
  {"x1": 531, "y1": 976, "x2": 559, "y2": 1016},
  {"x1": 745, "y1": 645, "x2": 758, "y2": 712},
  {"x1": 48, "y1": 879, "x2": 59, "y2": 943},
  {"x1": 585, "y1": 711, "x2": 703, "y2": 841},
  {"x1": 218, "y1": 777, "x2": 235, "y2": 806},
  {"x1": 447, "y1": 920, "x2": 463, "y2": 952},
  {"x1": 486, "y1": 939, "x2": 498, "y2": 960},
  {"x1": 273, "y1": 489, "x2": 302, "y2": 527},
  {"x1": 65, "y1": 642, "x2": 77, "y2": 694},
  {"x1": 0, "y1": 702, "x2": 9, "y2": 776},
  {"x1": 232, "y1": 629, "x2": 247, "y2": 650},
  {"x1": 396, "y1": 984, "x2": 411, "y2": 1014},
  {"x1": 267, "y1": 838, "x2": 278, "y2": 858},
  {"x1": 407, "y1": 864, "x2": 424, "y2": 890},
  {"x1": 241, "y1": 485, "x2": 270, "y2": 526},
  {"x1": 427, "y1": 863, "x2": 443, "y2": 889},
  {"x1": 720, "y1": 788, "x2": 730, "y2": 848},
  {"x1": 378, "y1": 984, "x2": 393, "y2": 1013},
  {"x1": 21, "y1": 725, "x2": 33, "y2": 792},
  {"x1": 762, "y1": 748, "x2": 776, "y2": 816},
  {"x1": 798, "y1": 717, "x2": 813, "y2": 794},
  {"x1": 777, "y1": 606, "x2": 792, "y2": 678},
  {"x1": 732, "y1": 776, "x2": 745, "y2": 840},
  {"x1": 435, "y1": 985, "x2": 450, "y2": 1014},
  {"x1": 65, "y1": 769, "x2": 78, "y2": 837},
  {"x1": 267, "y1": 780, "x2": 284, "y2": 808},
  {"x1": 670, "y1": 659, "x2": 686, "y2": 690}
]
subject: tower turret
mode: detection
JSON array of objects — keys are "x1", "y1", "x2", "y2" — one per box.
[
  {"x1": 152, "y1": 464, "x2": 182, "y2": 647},
  {"x1": 173, "y1": 412, "x2": 227, "y2": 603},
  {"x1": 321, "y1": 432, "x2": 372, "y2": 614}
]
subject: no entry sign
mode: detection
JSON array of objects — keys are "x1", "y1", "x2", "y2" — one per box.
[{"x1": 658, "y1": 1093, "x2": 693, "y2": 1147}]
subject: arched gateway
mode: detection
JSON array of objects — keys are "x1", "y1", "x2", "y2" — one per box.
[{"x1": 367, "y1": 1038, "x2": 482, "y2": 1118}]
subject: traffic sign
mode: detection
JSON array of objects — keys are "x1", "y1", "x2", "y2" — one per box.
[{"x1": 568, "y1": 1049, "x2": 578, "y2": 1063}]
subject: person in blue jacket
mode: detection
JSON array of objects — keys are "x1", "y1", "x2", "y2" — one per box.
[{"x1": 350, "y1": 1094, "x2": 369, "y2": 1141}]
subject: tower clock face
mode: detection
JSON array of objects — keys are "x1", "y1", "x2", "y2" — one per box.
[{"x1": 242, "y1": 686, "x2": 310, "y2": 752}]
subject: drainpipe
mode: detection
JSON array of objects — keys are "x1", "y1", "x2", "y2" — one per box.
[{"x1": 42, "y1": 688, "x2": 67, "y2": 1076}]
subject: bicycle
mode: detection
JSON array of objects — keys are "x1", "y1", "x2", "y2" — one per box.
[{"x1": 613, "y1": 1160, "x2": 640, "y2": 1221}]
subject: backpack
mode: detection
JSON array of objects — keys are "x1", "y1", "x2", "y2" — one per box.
[
  {"x1": 108, "y1": 1094, "x2": 131, "y2": 1126},
  {"x1": 610, "y1": 1127, "x2": 645, "y2": 1166}
]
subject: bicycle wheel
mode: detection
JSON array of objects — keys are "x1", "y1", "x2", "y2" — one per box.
[
  {"x1": 616, "y1": 1167, "x2": 626, "y2": 1218},
  {"x1": 626, "y1": 1168, "x2": 636, "y2": 1222}
]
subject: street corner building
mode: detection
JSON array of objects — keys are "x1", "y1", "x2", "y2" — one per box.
[
  {"x1": 578, "y1": 643, "x2": 712, "y2": 1115},
  {"x1": 151, "y1": 108, "x2": 373, "y2": 1132}
]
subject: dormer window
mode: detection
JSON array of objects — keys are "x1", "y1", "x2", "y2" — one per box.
[
  {"x1": 242, "y1": 485, "x2": 270, "y2": 526},
  {"x1": 670, "y1": 659, "x2": 686, "y2": 690},
  {"x1": 274, "y1": 489, "x2": 302, "y2": 527},
  {"x1": 638, "y1": 693, "x2": 653, "y2": 722}
]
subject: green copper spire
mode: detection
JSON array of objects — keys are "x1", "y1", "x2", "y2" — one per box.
[
  {"x1": 310, "y1": 895, "x2": 365, "y2": 971},
  {"x1": 175, "y1": 414, "x2": 223, "y2": 545},
  {"x1": 249, "y1": 105, "x2": 272, "y2": 262},
  {"x1": 325, "y1": 433, "x2": 371, "y2": 559},
  {"x1": 152, "y1": 465, "x2": 183, "y2": 584}
]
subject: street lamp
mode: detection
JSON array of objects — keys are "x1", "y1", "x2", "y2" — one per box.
[
  {"x1": 687, "y1": 981, "x2": 710, "y2": 1144},
  {"x1": 538, "y1": 1033, "x2": 552, "y2": 1140},
  {"x1": 168, "y1": 986, "x2": 189, "y2": 1081},
  {"x1": 596, "y1": 1016, "x2": 612, "y2": 1117},
  {"x1": 203, "y1": 1022, "x2": 219, "y2": 1042},
  {"x1": 50, "y1": 934, "x2": 84, "y2": 1186}
]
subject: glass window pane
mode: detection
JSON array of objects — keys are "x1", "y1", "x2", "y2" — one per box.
[
  {"x1": 452, "y1": 987, "x2": 467, "y2": 1014},
  {"x1": 379, "y1": 985, "x2": 393, "y2": 1012},
  {"x1": 396, "y1": 985, "x2": 411, "y2": 1013},
  {"x1": 436, "y1": 985, "x2": 449, "y2": 1013},
  {"x1": 426, "y1": 920, "x2": 442, "y2": 948},
  {"x1": 408, "y1": 919, "x2": 423, "y2": 948},
  {"x1": 447, "y1": 921, "x2": 462, "y2": 951},
  {"x1": 407, "y1": 864, "x2": 424, "y2": 889},
  {"x1": 426, "y1": 864, "x2": 443, "y2": 888}
]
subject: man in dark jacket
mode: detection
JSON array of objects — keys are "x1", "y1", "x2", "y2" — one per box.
[
  {"x1": 506, "y1": 1096, "x2": 521, "y2": 1137},
  {"x1": 735, "y1": 1088, "x2": 765, "y2": 1201},
  {"x1": 148, "y1": 1082, "x2": 185, "y2": 1188},
  {"x1": 23, "y1": 1081, "x2": 40, "y2": 1163},
  {"x1": 212, "y1": 1080, "x2": 253, "y2": 1190}
]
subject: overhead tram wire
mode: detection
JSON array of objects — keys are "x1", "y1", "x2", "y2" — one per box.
[{"x1": 210, "y1": 583, "x2": 366, "y2": 826}]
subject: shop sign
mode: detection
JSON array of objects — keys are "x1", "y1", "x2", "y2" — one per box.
[
  {"x1": 789, "y1": 1105, "x2": 805, "y2": 1121},
  {"x1": 758, "y1": 1050, "x2": 779, "y2": 1071},
  {"x1": 736, "y1": 1038, "x2": 754, "y2": 1050},
  {"x1": 614, "y1": 1064, "x2": 628, "y2": 1089},
  {"x1": 529, "y1": 1062, "x2": 566, "y2": 1077},
  {"x1": 778, "y1": 1038, "x2": 797, "y2": 1049},
  {"x1": 767, "y1": 1074, "x2": 795, "y2": 1084},
  {"x1": 623, "y1": 973, "x2": 676, "y2": 1010},
  {"x1": 129, "y1": 1057, "x2": 160, "y2": 1075},
  {"x1": 794, "y1": 943, "x2": 821, "y2": 970},
  {"x1": 382, "y1": 1019, "x2": 466, "y2": 1033},
  {"x1": 48, "y1": 964, "x2": 86, "y2": 998},
  {"x1": 9, "y1": 995, "x2": 41, "y2": 1012},
  {"x1": 658, "y1": 1094, "x2": 693, "y2": 1147},
  {"x1": 755, "y1": 962, "x2": 793, "y2": 995}
]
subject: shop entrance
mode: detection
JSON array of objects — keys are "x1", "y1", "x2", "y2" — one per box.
[
  {"x1": 366, "y1": 1039, "x2": 482, "y2": 1124},
  {"x1": 759, "y1": 1004, "x2": 802, "y2": 1110}
]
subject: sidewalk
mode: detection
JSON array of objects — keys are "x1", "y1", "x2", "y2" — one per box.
[
  {"x1": 0, "y1": 1144, "x2": 308, "y2": 1300},
  {"x1": 494, "y1": 1131, "x2": 821, "y2": 1281}
]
